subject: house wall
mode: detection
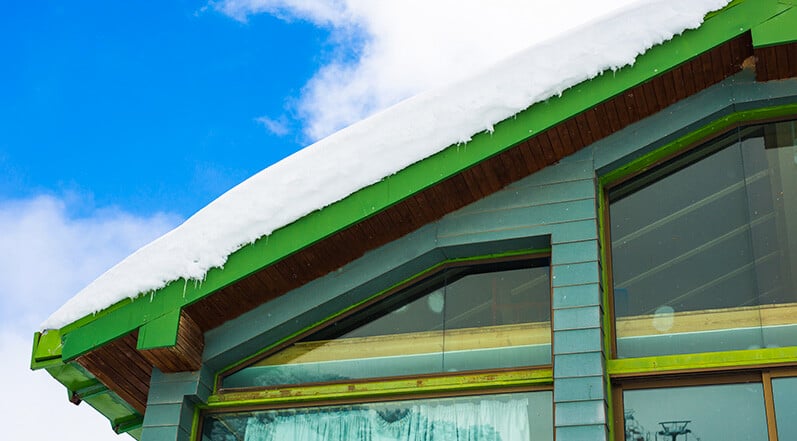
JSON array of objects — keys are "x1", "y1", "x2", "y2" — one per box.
[{"x1": 140, "y1": 70, "x2": 797, "y2": 441}]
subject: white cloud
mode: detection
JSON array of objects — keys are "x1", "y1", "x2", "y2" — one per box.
[
  {"x1": 0, "y1": 195, "x2": 181, "y2": 329},
  {"x1": 0, "y1": 195, "x2": 180, "y2": 440},
  {"x1": 214, "y1": 0, "x2": 641, "y2": 140},
  {"x1": 255, "y1": 115, "x2": 291, "y2": 136}
]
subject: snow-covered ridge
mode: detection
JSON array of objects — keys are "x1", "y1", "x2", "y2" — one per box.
[{"x1": 42, "y1": 0, "x2": 729, "y2": 330}]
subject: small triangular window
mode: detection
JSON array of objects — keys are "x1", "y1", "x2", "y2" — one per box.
[{"x1": 222, "y1": 256, "x2": 551, "y2": 389}]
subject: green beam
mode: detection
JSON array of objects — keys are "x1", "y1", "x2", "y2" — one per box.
[
  {"x1": 55, "y1": 0, "x2": 791, "y2": 362},
  {"x1": 112, "y1": 414, "x2": 144, "y2": 435},
  {"x1": 36, "y1": 358, "x2": 144, "y2": 440}
]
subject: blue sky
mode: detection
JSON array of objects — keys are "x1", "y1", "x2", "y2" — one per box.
[
  {"x1": 0, "y1": 1, "x2": 638, "y2": 439},
  {"x1": 1, "y1": 0, "x2": 341, "y2": 217}
]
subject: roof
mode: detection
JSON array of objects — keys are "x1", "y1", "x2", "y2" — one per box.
[{"x1": 31, "y1": 0, "x2": 797, "y2": 437}]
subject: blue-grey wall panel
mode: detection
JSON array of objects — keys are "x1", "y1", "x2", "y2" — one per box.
[
  {"x1": 552, "y1": 283, "x2": 601, "y2": 309},
  {"x1": 554, "y1": 352, "x2": 605, "y2": 378},
  {"x1": 553, "y1": 306, "x2": 601, "y2": 331},
  {"x1": 554, "y1": 328, "x2": 603, "y2": 355},
  {"x1": 555, "y1": 400, "x2": 606, "y2": 426},
  {"x1": 555, "y1": 376, "x2": 605, "y2": 402},
  {"x1": 556, "y1": 424, "x2": 608, "y2": 441}
]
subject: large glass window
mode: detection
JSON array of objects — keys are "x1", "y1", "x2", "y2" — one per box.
[
  {"x1": 202, "y1": 391, "x2": 552, "y2": 441},
  {"x1": 622, "y1": 383, "x2": 768, "y2": 440},
  {"x1": 223, "y1": 257, "x2": 551, "y2": 389},
  {"x1": 609, "y1": 120, "x2": 797, "y2": 358},
  {"x1": 772, "y1": 376, "x2": 797, "y2": 439}
]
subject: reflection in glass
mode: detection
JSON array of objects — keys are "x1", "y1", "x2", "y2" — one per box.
[
  {"x1": 611, "y1": 120, "x2": 797, "y2": 358},
  {"x1": 202, "y1": 391, "x2": 553, "y2": 441},
  {"x1": 623, "y1": 383, "x2": 767, "y2": 441},
  {"x1": 224, "y1": 258, "x2": 551, "y2": 388},
  {"x1": 772, "y1": 377, "x2": 797, "y2": 439}
]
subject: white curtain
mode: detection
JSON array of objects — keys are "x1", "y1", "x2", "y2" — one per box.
[{"x1": 244, "y1": 399, "x2": 530, "y2": 441}]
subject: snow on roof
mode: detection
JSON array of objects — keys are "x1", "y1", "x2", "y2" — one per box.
[{"x1": 42, "y1": 0, "x2": 729, "y2": 330}]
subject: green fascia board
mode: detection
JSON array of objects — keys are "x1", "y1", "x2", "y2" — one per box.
[
  {"x1": 752, "y1": 5, "x2": 797, "y2": 47},
  {"x1": 54, "y1": 0, "x2": 790, "y2": 362},
  {"x1": 607, "y1": 347, "x2": 797, "y2": 375}
]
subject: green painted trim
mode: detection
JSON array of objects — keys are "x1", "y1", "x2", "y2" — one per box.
[
  {"x1": 137, "y1": 308, "x2": 181, "y2": 350},
  {"x1": 31, "y1": 330, "x2": 62, "y2": 369},
  {"x1": 213, "y1": 248, "x2": 551, "y2": 392},
  {"x1": 70, "y1": 379, "x2": 108, "y2": 401},
  {"x1": 752, "y1": 5, "x2": 797, "y2": 47},
  {"x1": 113, "y1": 414, "x2": 144, "y2": 435},
  {"x1": 190, "y1": 406, "x2": 201, "y2": 441},
  {"x1": 39, "y1": 358, "x2": 143, "y2": 439},
  {"x1": 608, "y1": 347, "x2": 797, "y2": 376},
  {"x1": 599, "y1": 103, "x2": 797, "y2": 186},
  {"x1": 208, "y1": 368, "x2": 553, "y2": 409},
  {"x1": 47, "y1": 0, "x2": 793, "y2": 363}
]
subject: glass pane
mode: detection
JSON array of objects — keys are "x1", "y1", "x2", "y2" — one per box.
[
  {"x1": 201, "y1": 391, "x2": 553, "y2": 441},
  {"x1": 611, "y1": 120, "x2": 797, "y2": 358},
  {"x1": 772, "y1": 377, "x2": 797, "y2": 439},
  {"x1": 623, "y1": 383, "x2": 767, "y2": 441},
  {"x1": 224, "y1": 259, "x2": 551, "y2": 388}
]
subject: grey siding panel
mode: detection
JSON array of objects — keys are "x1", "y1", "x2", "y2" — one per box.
[
  {"x1": 556, "y1": 424, "x2": 609, "y2": 441},
  {"x1": 552, "y1": 283, "x2": 601, "y2": 309},
  {"x1": 555, "y1": 376, "x2": 606, "y2": 402},
  {"x1": 552, "y1": 239, "x2": 599, "y2": 265},
  {"x1": 438, "y1": 198, "x2": 596, "y2": 239},
  {"x1": 553, "y1": 306, "x2": 601, "y2": 331},
  {"x1": 554, "y1": 328, "x2": 603, "y2": 355},
  {"x1": 452, "y1": 178, "x2": 595, "y2": 217},
  {"x1": 552, "y1": 261, "x2": 600, "y2": 287},
  {"x1": 556, "y1": 400, "x2": 607, "y2": 426},
  {"x1": 554, "y1": 352, "x2": 605, "y2": 378}
]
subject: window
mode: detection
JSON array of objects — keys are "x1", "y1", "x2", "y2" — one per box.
[
  {"x1": 222, "y1": 256, "x2": 551, "y2": 389},
  {"x1": 616, "y1": 370, "x2": 797, "y2": 441},
  {"x1": 607, "y1": 120, "x2": 797, "y2": 359},
  {"x1": 202, "y1": 391, "x2": 553, "y2": 441},
  {"x1": 623, "y1": 381, "x2": 768, "y2": 440},
  {"x1": 605, "y1": 117, "x2": 797, "y2": 441},
  {"x1": 204, "y1": 255, "x2": 554, "y2": 441}
]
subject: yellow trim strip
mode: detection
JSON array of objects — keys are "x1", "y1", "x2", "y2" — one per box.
[
  {"x1": 608, "y1": 347, "x2": 797, "y2": 376},
  {"x1": 209, "y1": 368, "x2": 552, "y2": 409}
]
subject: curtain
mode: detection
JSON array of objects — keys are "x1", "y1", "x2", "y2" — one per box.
[{"x1": 244, "y1": 398, "x2": 530, "y2": 441}]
